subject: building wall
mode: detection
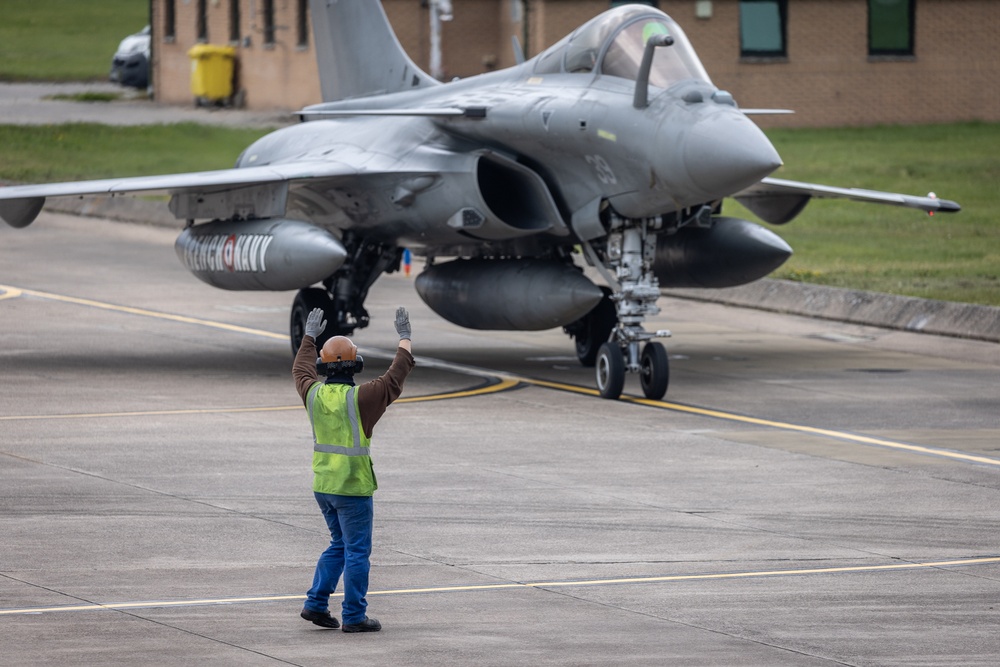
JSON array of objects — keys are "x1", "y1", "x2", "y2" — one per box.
[
  {"x1": 151, "y1": 0, "x2": 1000, "y2": 127},
  {"x1": 154, "y1": 0, "x2": 321, "y2": 110},
  {"x1": 668, "y1": 0, "x2": 1000, "y2": 128}
]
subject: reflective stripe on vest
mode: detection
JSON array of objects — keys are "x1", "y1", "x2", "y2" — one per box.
[
  {"x1": 306, "y1": 381, "x2": 376, "y2": 496},
  {"x1": 307, "y1": 384, "x2": 367, "y2": 454}
]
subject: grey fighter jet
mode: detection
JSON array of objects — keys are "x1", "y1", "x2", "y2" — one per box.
[{"x1": 0, "y1": 1, "x2": 959, "y2": 400}]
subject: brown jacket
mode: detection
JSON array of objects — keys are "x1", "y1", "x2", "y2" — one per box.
[{"x1": 293, "y1": 336, "x2": 415, "y2": 438}]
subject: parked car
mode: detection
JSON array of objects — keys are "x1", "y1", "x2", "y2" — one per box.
[{"x1": 109, "y1": 25, "x2": 150, "y2": 89}]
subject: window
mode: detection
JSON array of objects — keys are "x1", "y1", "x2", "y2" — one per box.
[
  {"x1": 197, "y1": 0, "x2": 208, "y2": 42},
  {"x1": 164, "y1": 0, "x2": 176, "y2": 41},
  {"x1": 297, "y1": 0, "x2": 309, "y2": 47},
  {"x1": 263, "y1": 0, "x2": 276, "y2": 45},
  {"x1": 740, "y1": 0, "x2": 787, "y2": 58},
  {"x1": 229, "y1": 0, "x2": 241, "y2": 43},
  {"x1": 869, "y1": 0, "x2": 914, "y2": 56},
  {"x1": 602, "y1": 18, "x2": 710, "y2": 87}
]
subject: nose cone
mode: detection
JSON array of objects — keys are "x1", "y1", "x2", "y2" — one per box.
[{"x1": 684, "y1": 111, "x2": 782, "y2": 197}]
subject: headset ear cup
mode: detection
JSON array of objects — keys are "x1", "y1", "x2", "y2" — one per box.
[{"x1": 316, "y1": 357, "x2": 362, "y2": 376}]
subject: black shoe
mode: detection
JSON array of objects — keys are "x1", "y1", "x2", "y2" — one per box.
[
  {"x1": 301, "y1": 608, "x2": 340, "y2": 629},
  {"x1": 342, "y1": 617, "x2": 381, "y2": 633}
]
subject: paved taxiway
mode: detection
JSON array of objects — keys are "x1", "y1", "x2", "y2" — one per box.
[{"x1": 2, "y1": 212, "x2": 999, "y2": 665}]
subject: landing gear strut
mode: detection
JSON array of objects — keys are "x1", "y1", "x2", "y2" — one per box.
[
  {"x1": 289, "y1": 237, "x2": 401, "y2": 355},
  {"x1": 575, "y1": 212, "x2": 671, "y2": 400}
]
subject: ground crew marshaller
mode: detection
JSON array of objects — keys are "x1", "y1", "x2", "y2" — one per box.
[{"x1": 294, "y1": 306, "x2": 415, "y2": 633}]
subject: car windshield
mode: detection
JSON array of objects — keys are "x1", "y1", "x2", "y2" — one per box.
[{"x1": 533, "y1": 6, "x2": 710, "y2": 88}]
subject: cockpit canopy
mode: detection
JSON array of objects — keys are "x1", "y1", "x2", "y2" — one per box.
[{"x1": 533, "y1": 6, "x2": 711, "y2": 89}]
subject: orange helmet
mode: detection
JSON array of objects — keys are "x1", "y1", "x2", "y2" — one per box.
[
  {"x1": 317, "y1": 336, "x2": 364, "y2": 375},
  {"x1": 320, "y1": 336, "x2": 357, "y2": 363}
]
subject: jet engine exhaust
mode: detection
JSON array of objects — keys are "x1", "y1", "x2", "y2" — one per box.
[
  {"x1": 653, "y1": 217, "x2": 792, "y2": 288},
  {"x1": 415, "y1": 259, "x2": 603, "y2": 330},
  {"x1": 175, "y1": 218, "x2": 347, "y2": 291}
]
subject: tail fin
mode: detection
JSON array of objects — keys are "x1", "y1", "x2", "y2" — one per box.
[{"x1": 310, "y1": 0, "x2": 439, "y2": 102}]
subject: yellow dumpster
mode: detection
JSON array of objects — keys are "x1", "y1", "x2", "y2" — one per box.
[{"x1": 188, "y1": 44, "x2": 235, "y2": 104}]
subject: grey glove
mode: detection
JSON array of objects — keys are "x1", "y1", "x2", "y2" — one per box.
[
  {"x1": 394, "y1": 306, "x2": 411, "y2": 341},
  {"x1": 305, "y1": 308, "x2": 327, "y2": 339}
]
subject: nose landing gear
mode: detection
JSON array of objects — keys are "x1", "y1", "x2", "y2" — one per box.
[
  {"x1": 596, "y1": 336, "x2": 671, "y2": 401},
  {"x1": 574, "y1": 213, "x2": 671, "y2": 400}
]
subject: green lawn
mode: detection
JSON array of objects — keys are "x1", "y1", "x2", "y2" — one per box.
[
  {"x1": 0, "y1": 0, "x2": 149, "y2": 81},
  {"x1": 0, "y1": 121, "x2": 997, "y2": 307},
  {"x1": 736, "y1": 122, "x2": 1000, "y2": 306},
  {"x1": 0, "y1": 123, "x2": 269, "y2": 181}
]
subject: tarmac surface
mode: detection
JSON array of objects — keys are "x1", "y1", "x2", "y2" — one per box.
[
  {"x1": 2, "y1": 82, "x2": 1000, "y2": 665},
  {"x1": 2, "y1": 212, "x2": 999, "y2": 666}
]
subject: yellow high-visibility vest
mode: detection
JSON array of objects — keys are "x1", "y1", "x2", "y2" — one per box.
[{"x1": 306, "y1": 382, "x2": 376, "y2": 496}]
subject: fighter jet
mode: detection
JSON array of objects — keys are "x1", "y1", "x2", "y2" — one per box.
[{"x1": 0, "y1": 1, "x2": 959, "y2": 400}]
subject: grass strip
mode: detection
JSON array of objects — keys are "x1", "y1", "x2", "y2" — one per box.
[
  {"x1": 0, "y1": 0, "x2": 149, "y2": 82},
  {"x1": 750, "y1": 122, "x2": 999, "y2": 305},
  {"x1": 0, "y1": 123, "x2": 269, "y2": 182}
]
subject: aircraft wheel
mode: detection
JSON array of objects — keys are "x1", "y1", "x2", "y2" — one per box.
[
  {"x1": 639, "y1": 342, "x2": 670, "y2": 400},
  {"x1": 595, "y1": 342, "x2": 625, "y2": 400},
  {"x1": 290, "y1": 288, "x2": 334, "y2": 355},
  {"x1": 574, "y1": 287, "x2": 616, "y2": 367}
]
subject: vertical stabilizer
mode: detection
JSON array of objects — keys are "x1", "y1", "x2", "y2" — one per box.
[{"x1": 310, "y1": 0, "x2": 439, "y2": 102}]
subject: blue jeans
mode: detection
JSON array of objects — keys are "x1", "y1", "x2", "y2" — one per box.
[{"x1": 304, "y1": 492, "x2": 373, "y2": 625}]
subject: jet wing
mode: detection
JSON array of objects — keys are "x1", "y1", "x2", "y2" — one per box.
[
  {"x1": 297, "y1": 106, "x2": 488, "y2": 119},
  {"x1": 0, "y1": 161, "x2": 356, "y2": 228},
  {"x1": 733, "y1": 176, "x2": 961, "y2": 225}
]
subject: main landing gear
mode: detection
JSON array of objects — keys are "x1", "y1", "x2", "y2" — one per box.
[
  {"x1": 568, "y1": 213, "x2": 671, "y2": 401},
  {"x1": 289, "y1": 237, "x2": 400, "y2": 355}
]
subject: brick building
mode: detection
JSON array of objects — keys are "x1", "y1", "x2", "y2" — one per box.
[{"x1": 150, "y1": 0, "x2": 1000, "y2": 127}]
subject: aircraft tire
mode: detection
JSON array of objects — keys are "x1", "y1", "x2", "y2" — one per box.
[
  {"x1": 596, "y1": 342, "x2": 625, "y2": 400},
  {"x1": 574, "y1": 287, "x2": 616, "y2": 367},
  {"x1": 290, "y1": 288, "x2": 334, "y2": 356},
  {"x1": 639, "y1": 341, "x2": 669, "y2": 400}
]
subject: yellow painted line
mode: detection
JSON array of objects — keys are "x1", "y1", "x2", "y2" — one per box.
[
  {"x1": 0, "y1": 385, "x2": 519, "y2": 421},
  {"x1": 623, "y1": 396, "x2": 1000, "y2": 467},
  {"x1": 397, "y1": 378, "x2": 521, "y2": 403},
  {"x1": 520, "y1": 377, "x2": 1000, "y2": 468},
  {"x1": 0, "y1": 595, "x2": 308, "y2": 616},
  {"x1": 4, "y1": 283, "x2": 997, "y2": 467},
  {"x1": 1, "y1": 285, "x2": 287, "y2": 341},
  {"x1": 0, "y1": 405, "x2": 302, "y2": 422},
  {"x1": 521, "y1": 377, "x2": 600, "y2": 397},
  {"x1": 0, "y1": 286, "x2": 23, "y2": 301},
  {"x1": 4, "y1": 556, "x2": 998, "y2": 616},
  {"x1": 0, "y1": 381, "x2": 521, "y2": 421}
]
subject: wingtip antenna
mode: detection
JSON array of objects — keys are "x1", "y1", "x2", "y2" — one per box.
[{"x1": 924, "y1": 192, "x2": 962, "y2": 216}]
